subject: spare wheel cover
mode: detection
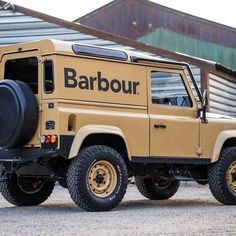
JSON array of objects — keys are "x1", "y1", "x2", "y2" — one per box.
[{"x1": 0, "y1": 80, "x2": 38, "y2": 148}]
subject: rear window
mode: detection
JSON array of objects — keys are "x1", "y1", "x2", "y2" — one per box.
[
  {"x1": 43, "y1": 59, "x2": 54, "y2": 93},
  {"x1": 4, "y1": 57, "x2": 38, "y2": 94}
]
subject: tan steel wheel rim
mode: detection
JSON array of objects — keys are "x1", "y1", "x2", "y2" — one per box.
[
  {"x1": 227, "y1": 161, "x2": 236, "y2": 193},
  {"x1": 87, "y1": 160, "x2": 117, "y2": 198}
]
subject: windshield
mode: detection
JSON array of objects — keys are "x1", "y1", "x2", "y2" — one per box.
[{"x1": 183, "y1": 66, "x2": 202, "y2": 103}]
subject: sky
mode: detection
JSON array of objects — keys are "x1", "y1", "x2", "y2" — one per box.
[{"x1": 8, "y1": 0, "x2": 236, "y2": 28}]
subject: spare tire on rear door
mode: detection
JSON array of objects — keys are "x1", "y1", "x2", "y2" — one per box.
[{"x1": 0, "y1": 80, "x2": 38, "y2": 148}]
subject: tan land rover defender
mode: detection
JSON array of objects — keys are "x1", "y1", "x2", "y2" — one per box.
[{"x1": 0, "y1": 39, "x2": 236, "y2": 211}]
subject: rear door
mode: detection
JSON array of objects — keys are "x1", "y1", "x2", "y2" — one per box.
[{"x1": 2, "y1": 51, "x2": 42, "y2": 145}]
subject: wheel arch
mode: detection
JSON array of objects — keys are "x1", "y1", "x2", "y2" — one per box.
[
  {"x1": 212, "y1": 130, "x2": 236, "y2": 162},
  {"x1": 68, "y1": 125, "x2": 131, "y2": 160}
]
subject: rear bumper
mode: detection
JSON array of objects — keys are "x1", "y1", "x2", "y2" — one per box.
[
  {"x1": 0, "y1": 148, "x2": 58, "y2": 163},
  {"x1": 0, "y1": 135, "x2": 75, "y2": 163}
]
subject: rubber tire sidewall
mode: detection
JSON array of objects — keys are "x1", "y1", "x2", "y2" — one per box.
[{"x1": 208, "y1": 147, "x2": 236, "y2": 205}]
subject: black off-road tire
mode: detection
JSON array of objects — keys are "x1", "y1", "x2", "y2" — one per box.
[
  {"x1": 0, "y1": 175, "x2": 55, "y2": 206},
  {"x1": 208, "y1": 147, "x2": 236, "y2": 205},
  {"x1": 135, "y1": 176, "x2": 180, "y2": 200},
  {"x1": 0, "y1": 80, "x2": 38, "y2": 148},
  {"x1": 196, "y1": 180, "x2": 208, "y2": 185},
  {"x1": 67, "y1": 145, "x2": 128, "y2": 211}
]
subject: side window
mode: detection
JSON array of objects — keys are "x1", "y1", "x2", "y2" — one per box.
[
  {"x1": 43, "y1": 60, "x2": 54, "y2": 93},
  {"x1": 151, "y1": 71, "x2": 192, "y2": 107},
  {"x1": 4, "y1": 57, "x2": 38, "y2": 94}
]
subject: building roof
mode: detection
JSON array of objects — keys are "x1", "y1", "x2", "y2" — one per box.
[
  {"x1": 78, "y1": 0, "x2": 236, "y2": 33},
  {"x1": 0, "y1": 0, "x2": 235, "y2": 79},
  {"x1": 76, "y1": 0, "x2": 236, "y2": 47},
  {"x1": 75, "y1": 0, "x2": 236, "y2": 71}
]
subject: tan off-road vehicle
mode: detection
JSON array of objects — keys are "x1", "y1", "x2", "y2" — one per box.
[{"x1": 0, "y1": 39, "x2": 235, "y2": 211}]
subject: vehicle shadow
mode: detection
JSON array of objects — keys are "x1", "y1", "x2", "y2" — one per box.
[
  {"x1": 117, "y1": 198, "x2": 220, "y2": 211},
  {"x1": 0, "y1": 198, "x2": 221, "y2": 214}
]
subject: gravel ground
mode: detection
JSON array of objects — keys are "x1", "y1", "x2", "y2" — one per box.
[{"x1": 0, "y1": 183, "x2": 235, "y2": 236}]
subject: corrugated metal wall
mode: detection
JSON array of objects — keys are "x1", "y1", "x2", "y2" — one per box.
[
  {"x1": 0, "y1": 10, "x2": 134, "y2": 49},
  {"x1": 209, "y1": 73, "x2": 236, "y2": 117}
]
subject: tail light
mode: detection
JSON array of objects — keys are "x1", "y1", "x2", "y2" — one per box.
[
  {"x1": 40, "y1": 134, "x2": 58, "y2": 144},
  {"x1": 50, "y1": 135, "x2": 57, "y2": 143}
]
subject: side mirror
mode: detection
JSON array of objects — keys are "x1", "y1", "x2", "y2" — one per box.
[{"x1": 198, "y1": 90, "x2": 208, "y2": 123}]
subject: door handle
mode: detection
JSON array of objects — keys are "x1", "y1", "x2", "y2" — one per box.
[{"x1": 154, "y1": 124, "x2": 166, "y2": 129}]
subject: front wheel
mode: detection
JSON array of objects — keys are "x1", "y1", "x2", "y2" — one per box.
[
  {"x1": 208, "y1": 147, "x2": 236, "y2": 205},
  {"x1": 135, "y1": 176, "x2": 180, "y2": 200},
  {"x1": 67, "y1": 145, "x2": 128, "y2": 211},
  {"x1": 0, "y1": 175, "x2": 55, "y2": 206}
]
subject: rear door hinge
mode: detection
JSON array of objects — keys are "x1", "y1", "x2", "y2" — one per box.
[{"x1": 39, "y1": 57, "x2": 45, "y2": 63}]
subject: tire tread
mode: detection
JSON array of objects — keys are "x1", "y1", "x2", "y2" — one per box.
[{"x1": 208, "y1": 147, "x2": 236, "y2": 205}]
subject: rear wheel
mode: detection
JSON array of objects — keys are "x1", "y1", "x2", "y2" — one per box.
[
  {"x1": 0, "y1": 175, "x2": 55, "y2": 206},
  {"x1": 196, "y1": 180, "x2": 208, "y2": 185},
  {"x1": 67, "y1": 145, "x2": 128, "y2": 211},
  {"x1": 208, "y1": 147, "x2": 236, "y2": 205},
  {"x1": 135, "y1": 176, "x2": 180, "y2": 200}
]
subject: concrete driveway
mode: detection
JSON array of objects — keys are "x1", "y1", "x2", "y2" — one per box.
[{"x1": 0, "y1": 183, "x2": 235, "y2": 236}]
